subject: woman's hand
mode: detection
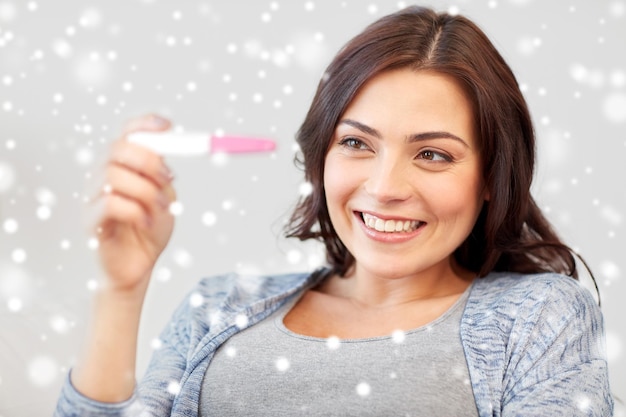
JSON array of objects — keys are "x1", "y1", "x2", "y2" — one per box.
[
  {"x1": 88, "y1": 114, "x2": 176, "y2": 293},
  {"x1": 72, "y1": 115, "x2": 179, "y2": 402}
]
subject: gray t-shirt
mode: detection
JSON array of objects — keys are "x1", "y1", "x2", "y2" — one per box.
[{"x1": 200, "y1": 287, "x2": 478, "y2": 416}]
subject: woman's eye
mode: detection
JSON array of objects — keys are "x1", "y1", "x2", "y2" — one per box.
[
  {"x1": 418, "y1": 150, "x2": 451, "y2": 162},
  {"x1": 339, "y1": 138, "x2": 369, "y2": 150}
]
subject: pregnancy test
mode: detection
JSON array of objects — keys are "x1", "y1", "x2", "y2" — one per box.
[{"x1": 127, "y1": 131, "x2": 276, "y2": 156}]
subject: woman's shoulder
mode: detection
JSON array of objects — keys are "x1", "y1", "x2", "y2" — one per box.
[
  {"x1": 469, "y1": 271, "x2": 597, "y2": 308},
  {"x1": 465, "y1": 271, "x2": 602, "y2": 327},
  {"x1": 462, "y1": 274, "x2": 612, "y2": 415}
]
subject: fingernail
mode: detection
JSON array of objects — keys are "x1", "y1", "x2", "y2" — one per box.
[
  {"x1": 149, "y1": 115, "x2": 168, "y2": 128},
  {"x1": 156, "y1": 192, "x2": 170, "y2": 210},
  {"x1": 159, "y1": 166, "x2": 174, "y2": 183}
]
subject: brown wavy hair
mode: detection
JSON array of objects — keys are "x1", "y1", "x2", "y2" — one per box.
[{"x1": 285, "y1": 5, "x2": 583, "y2": 281}]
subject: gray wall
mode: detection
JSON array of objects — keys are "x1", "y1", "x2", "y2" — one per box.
[{"x1": 0, "y1": 1, "x2": 624, "y2": 415}]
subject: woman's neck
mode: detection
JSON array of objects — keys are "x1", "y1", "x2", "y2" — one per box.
[{"x1": 319, "y1": 260, "x2": 475, "y2": 309}]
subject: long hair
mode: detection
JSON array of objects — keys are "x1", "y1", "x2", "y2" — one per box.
[{"x1": 285, "y1": 6, "x2": 580, "y2": 280}]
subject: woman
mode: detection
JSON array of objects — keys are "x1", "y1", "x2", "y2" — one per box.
[{"x1": 55, "y1": 6, "x2": 613, "y2": 416}]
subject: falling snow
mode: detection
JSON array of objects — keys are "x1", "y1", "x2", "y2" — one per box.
[
  {"x1": 392, "y1": 330, "x2": 406, "y2": 344},
  {"x1": 0, "y1": 1, "x2": 624, "y2": 415},
  {"x1": 275, "y1": 356, "x2": 290, "y2": 372},
  {"x1": 235, "y1": 314, "x2": 249, "y2": 329},
  {"x1": 173, "y1": 248, "x2": 193, "y2": 268},
  {"x1": 298, "y1": 181, "x2": 313, "y2": 196},
  {"x1": 188, "y1": 291, "x2": 204, "y2": 307},
  {"x1": 286, "y1": 249, "x2": 302, "y2": 264},
  {"x1": 27, "y1": 356, "x2": 58, "y2": 387},
  {"x1": 154, "y1": 266, "x2": 172, "y2": 283},
  {"x1": 166, "y1": 381, "x2": 181, "y2": 396},
  {"x1": 603, "y1": 93, "x2": 626, "y2": 123},
  {"x1": 201, "y1": 211, "x2": 217, "y2": 226},
  {"x1": 355, "y1": 381, "x2": 371, "y2": 397},
  {"x1": 150, "y1": 338, "x2": 163, "y2": 350},
  {"x1": 168, "y1": 200, "x2": 184, "y2": 216},
  {"x1": 0, "y1": 162, "x2": 16, "y2": 192},
  {"x1": 326, "y1": 336, "x2": 341, "y2": 350}
]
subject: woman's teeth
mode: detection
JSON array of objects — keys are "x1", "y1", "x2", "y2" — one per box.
[{"x1": 361, "y1": 213, "x2": 422, "y2": 233}]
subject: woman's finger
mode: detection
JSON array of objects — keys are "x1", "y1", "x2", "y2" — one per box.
[
  {"x1": 102, "y1": 164, "x2": 172, "y2": 216},
  {"x1": 122, "y1": 113, "x2": 171, "y2": 135},
  {"x1": 87, "y1": 192, "x2": 152, "y2": 240},
  {"x1": 108, "y1": 139, "x2": 174, "y2": 188}
]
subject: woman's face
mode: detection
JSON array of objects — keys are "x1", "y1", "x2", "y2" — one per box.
[{"x1": 323, "y1": 68, "x2": 488, "y2": 281}]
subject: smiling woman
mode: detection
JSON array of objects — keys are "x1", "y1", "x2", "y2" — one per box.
[
  {"x1": 322, "y1": 69, "x2": 486, "y2": 289},
  {"x1": 286, "y1": 7, "x2": 576, "y2": 281},
  {"x1": 55, "y1": 5, "x2": 613, "y2": 417}
]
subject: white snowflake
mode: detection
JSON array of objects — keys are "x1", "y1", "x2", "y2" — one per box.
[
  {"x1": 79, "y1": 8, "x2": 103, "y2": 29},
  {"x1": 50, "y1": 315, "x2": 71, "y2": 334},
  {"x1": 286, "y1": 249, "x2": 302, "y2": 265},
  {"x1": 167, "y1": 381, "x2": 181, "y2": 396},
  {"x1": 154, "y1": 266, "x2": 172, "y2": 283},
  {"x1": 75, "y1": 147, "x2": 94, "y2": 165},
  {"x1": 211, "y1": 151, "x2": 229, "y2": 167},
  {"x1": 7, "y1": 297, "x2": 23, "y2": 312},
  {"x1": 601, "y1": 205, "x2": 623, "y2": 225},
  {"x1": 11, "y1": 248, "x2": 26, "y2": 264},
  {"x1": 577, "y1": 395, "x2": 591, "y2": 411},
  {"x1": 275, "y1": 357, "x2": 290, "y2": 372},
  {"x1": 235, "y1": 314, "x2": 249, "y2": 329},
  {"x1": 189, "y1": 292, "x2": 204, "y2": 307},
  {"x1": 3, "y1": 218, "x2": 18, "y2": 234},
  {"x1": 0, "y1": 162, "x2": 16, "y2": 192},
  {"x1": 151, "y1": 338, "x2": 163, "y2": 350},
  {"x1": 173, "y1": 248, "x2": 193, "y2": 268},
  {"x1": 169, "y1": 200, "x2": 184, "y2": 216},
  {"x1": 298, "y1": 181, "x2": 313, "y2": 196},
  {"x1": 36, "y1": 205, "x2": 51, "y2": 220},
  {"x1": 35, "y1": 187, "x2": 57, "y2": 206},
  {"x1": 603, "y1": 92, "x2": 626, "y2": 123},
  {"x1": 202, "y1": 211, "x2": 217, "y2": 227},
  {"x1": 28, "y1": 356, "x2": 58, "y2": 387},
  {"x1": 355, "y1": 382, "x2": 371, "y2": 397},
  {"x1": 52, "y1": 39, "x2": 73, "y2": 58},
  {"x1": 391, "y1": 330, "x2": 406, "y2": 344},
  {"x1": 326, "y1": 336, "x2": 341, "y2": 350},
  {"x1": 221, "y1": 200, "x2": 234, "y2": 211},
  {"x1": 600, "y1": 260, "x2": 620, "y2": 281}
]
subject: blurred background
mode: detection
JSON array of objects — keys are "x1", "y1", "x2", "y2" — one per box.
[{"x1": 0, "y1": 0, "x2": 624, "y2": 415}]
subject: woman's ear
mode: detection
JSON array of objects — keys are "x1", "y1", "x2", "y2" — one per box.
[{"x1": 483, "y1": 186, "x2": 491, "y2": 202}]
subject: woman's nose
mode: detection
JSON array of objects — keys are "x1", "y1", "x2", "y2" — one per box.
[{"x1": 364, "y1": 156, "x2": 413, "y2": 203}]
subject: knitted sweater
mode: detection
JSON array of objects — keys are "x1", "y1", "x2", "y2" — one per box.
[{"x1": 54, "y1": 270, "x2": 614, "y2": 416}]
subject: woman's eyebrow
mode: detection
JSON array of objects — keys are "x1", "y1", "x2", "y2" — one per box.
[
  {"x1": 338, "y1": 118, "x2": 469, "y2": 148},
  {"x1": 408, "y1": 131, "x2": 469, "y2": 148},
  {"x1": 339, "y1": 119, "x2": 382, "y2": 138}
]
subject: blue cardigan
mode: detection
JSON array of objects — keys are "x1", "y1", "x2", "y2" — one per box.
[{"x1": 55, "y1": 270, "x2": 614, "y2": 416}]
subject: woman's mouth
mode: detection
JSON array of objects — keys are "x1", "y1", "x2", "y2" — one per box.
[{"x1": 360, "y1": 212, "x2": 424, "y2": 233}]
